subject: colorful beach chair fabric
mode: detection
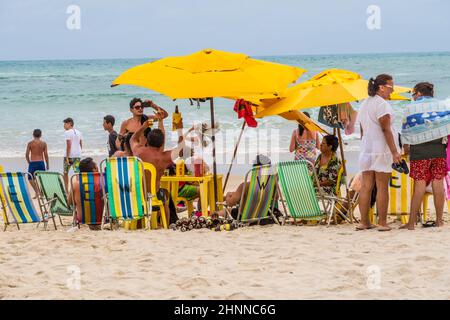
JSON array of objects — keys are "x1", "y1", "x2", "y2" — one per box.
[
  {"x1": 233, "y1": 164, "x2": 278, "y2": 224},
  {"x1": 0, "y1": 172, "x2": 49, "y2": 230},
  {"x1": 72, "y1": 172, "x2": 105, "y2": 225},
  {"x1": 103, "y1": 157, "x2": 148, "y2": 223},
  {"x1": 277, "y1": 161, "x2": 327, "y2": 222},
  {"x1": 35, "y1": 171, "x2": 72, "y2": 226}
]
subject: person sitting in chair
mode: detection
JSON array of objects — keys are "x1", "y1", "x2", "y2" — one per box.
[
  {"x1": 314, "y1": 135, "x2": 343, "y2": 196},
  {"x1": 68, "y1": 157, "x2": 102, "y2": 231},
  {"x1": 218, "y1": 154, "x2": 272, "y2": 219}
]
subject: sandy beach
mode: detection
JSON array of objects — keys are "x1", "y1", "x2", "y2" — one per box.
[{"x1": 1, "y1": 170, "x2": 450, "y2": 300}]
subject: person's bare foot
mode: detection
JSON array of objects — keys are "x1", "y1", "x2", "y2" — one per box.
[
  {"x1": 436, "y1": 220, "x2": 444, "y2": 227},
  {"x1": 399, "y1": 223, "x2": 415, "y2": 230},
  {"x1": 377, "y1": 225, "x2": 392, "y2": 231},
  {"x1": 355, "y1": 224, "x2": 376, "y2": 231}
]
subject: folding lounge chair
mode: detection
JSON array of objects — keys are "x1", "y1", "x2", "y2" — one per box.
[
  {"x1": 321, "y1": 163, "x2": 358, "y2": 226},
  {"x1": 0, "y1": 172, "x2": 55, "y2": 231},
  {"x1": 101, "y1": 157, "x2": 149, "y2": 229},
  {"x1": 71, "y1": 172, "x2": 106, "y2": 227},
  {"x1": 225, "y1": 164, "x2": 278, "y2": 225},
  {"x1": 35, "y1": 171, "x2": 73, "y2": 227},
  {"x1": 277, "y1": 160, "x2": 328, "y2": 224},
  {"x1": 143, "y1": 162, "x2": 168, "y2": 229}
]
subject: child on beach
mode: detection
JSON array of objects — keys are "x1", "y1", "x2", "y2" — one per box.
[{"x1": 25, "y1": 129, "x2": 49, "y2": 198}]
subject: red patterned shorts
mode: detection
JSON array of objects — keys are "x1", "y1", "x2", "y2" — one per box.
[{"x1": 410, "y1": 158, "x2": 447, "y2": 182}]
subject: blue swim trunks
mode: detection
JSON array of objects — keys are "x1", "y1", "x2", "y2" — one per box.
[{"x1": 28, "y1": 161, "x2": 46, "y2": 179}]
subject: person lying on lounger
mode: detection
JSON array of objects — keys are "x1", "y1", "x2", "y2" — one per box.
[{"x1": 218, "y1": 154, "x2": 272, "y2": 219}]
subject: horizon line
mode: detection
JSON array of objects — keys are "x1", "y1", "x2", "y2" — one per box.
[{"x1": 0, "y1": 49, "x2": 449, "y2": 63}]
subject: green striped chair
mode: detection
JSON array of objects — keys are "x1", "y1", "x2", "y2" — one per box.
[
  {"x1": 277, "y1": 160, "x2": 328, "y2": 224},
  {"x1": 35, "y1": 171, "x2": 73, "y2": 227},
  {"x1": 229, "y1": 164, "x2": 278, "y2": 225},
  {"x1": 0, "y1": 172, "x2": 55, "y2": 231}
]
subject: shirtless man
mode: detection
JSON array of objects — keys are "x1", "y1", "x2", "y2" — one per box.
[
  {"x1": 130, "y1": 113, "x2": 193, "y2": 224},
  {"x1": 25, "y1": 129, "x2": 49, "y2": 198},
  {"x1": 118, "y1": 97, "x2": 169, "y2": 146}
]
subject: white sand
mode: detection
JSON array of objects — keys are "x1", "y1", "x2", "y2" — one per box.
[
  {"x1": 2, "y1": 152, "x2": 450, "y2": 300},
  {"x1": 1, "y1": 173, "x2": 450, "y2": 300},
  {"x1": 1, "y1": 215, "x2": 450, "y2": 300}
]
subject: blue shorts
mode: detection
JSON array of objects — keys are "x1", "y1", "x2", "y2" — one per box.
[{"x1": 28, "y1": 161, "x2": 46, "y2": 179}]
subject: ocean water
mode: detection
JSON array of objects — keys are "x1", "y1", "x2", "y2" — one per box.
[{"x1": 1, "y1": 52, "x2": 449, "y2": 160}]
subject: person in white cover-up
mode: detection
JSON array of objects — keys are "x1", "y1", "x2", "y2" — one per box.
[{"x1": 356, "y1": 74, "x2": 402, "y2": 232}]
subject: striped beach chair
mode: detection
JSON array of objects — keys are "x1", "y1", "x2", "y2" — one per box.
[
  {"x1": 227, "y1": 164, "x2": 278, "y2": 225},
  {"x1": 71, "y1": 172, "x2": 105, "y2": 227},
  {"x1": 35, "y1": 171, "x2": 73, "y2": 227},
  {"x1": 277, "y1": 161, "x2": 328, "y2": 224},
  {"x1": 101, "y1": 157, "x2": 148, "y2": 228},
  {"x1": 0, "y1": 172, "x2": 54, "y2": 231}
]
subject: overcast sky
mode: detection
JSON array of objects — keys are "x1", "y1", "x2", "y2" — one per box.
[{"x1": 1, "y1": 0, "x2": 449, "y2": 60}]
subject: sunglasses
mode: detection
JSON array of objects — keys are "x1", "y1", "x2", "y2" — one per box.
[{"x1": 132, "y1": 105, "x2": 144, "y2": 110}]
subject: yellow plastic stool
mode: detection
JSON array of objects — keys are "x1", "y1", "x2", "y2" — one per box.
[
  {"x1": 124, "y1": 217, "x2": 148, "y2": 230},
  {"x1": 143, "y1": 163, "x2": 168, "y2": 229},
  {"x1": 422, "y1": 193, "x2": 450, "y2": 221}
]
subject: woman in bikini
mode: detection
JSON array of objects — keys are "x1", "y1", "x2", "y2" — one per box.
[{"x1": 289, "y1": 112, "x2": 320, "y2": 163}]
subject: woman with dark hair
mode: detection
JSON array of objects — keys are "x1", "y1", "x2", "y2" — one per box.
[
  {"x1": 289, "y1": 112, "x2": 320, "y2": 163},
  {"x1": 113, "y1": 132, "x2": 133, "y2": 157},
  {"x1": 356, "y1": 74, "x2": 402, "y2": 231},
  {"x1": 314, "y1": 135, "x2": 343, "y2": 195}
]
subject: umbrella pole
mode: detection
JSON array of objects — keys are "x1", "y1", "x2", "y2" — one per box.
[
  {"x1": 337, "y1": 128, "x2": 354, "y2": 223},
  {"x1": 209, "y1": 98, "x2": 219, "y2": 212},
  {"x1": 223, "y1": 121, "x2": 246, "y2": 192}
]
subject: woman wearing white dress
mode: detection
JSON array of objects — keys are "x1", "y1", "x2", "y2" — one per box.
[{"x1": 356, "y1": 74, "x2": 402, "y2": 231}]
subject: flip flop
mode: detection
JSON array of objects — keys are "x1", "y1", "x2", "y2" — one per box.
[
  {"x1": 422, "y1": 221, "x2": 436, "y2": 228},
  {"x1": 377, "y1": 226, "x2": 392, "y2": 232}
]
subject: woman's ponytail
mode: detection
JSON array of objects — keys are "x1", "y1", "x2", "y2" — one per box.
[{"x1": 367, "y1": 74, "x2": 393, "y2": 97}]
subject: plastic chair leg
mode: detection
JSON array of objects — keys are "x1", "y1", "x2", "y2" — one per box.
[{"x1": 422, "y1": 194, "x2": 429, "y2": 222}]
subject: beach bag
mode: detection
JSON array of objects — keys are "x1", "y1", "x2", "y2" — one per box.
[{"x1": 318, "y1": 105, "x2": 344, "y2": 129}]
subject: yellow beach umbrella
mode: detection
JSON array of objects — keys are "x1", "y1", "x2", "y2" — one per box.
[
  {"x1": 255, "y1": 69, "x2": 411, "y2": 118},
  {"x1": 277, "y1": 110, "x2": 328, "y2": 134},
  {"x1": 112, "y1": 48, "x2": 306, "y2": 210},
  {"x1": 112, "y1": 48, "x2": 305, "y2": 100}
]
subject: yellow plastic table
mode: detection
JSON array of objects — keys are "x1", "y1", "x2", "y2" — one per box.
[{"x1": 160, "y1": 174, "x2": 223, "y2": 216}]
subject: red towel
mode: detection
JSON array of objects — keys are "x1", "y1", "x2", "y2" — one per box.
[{"x1": 233, "y1": 99, "x2": 258, "y2": 127}]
